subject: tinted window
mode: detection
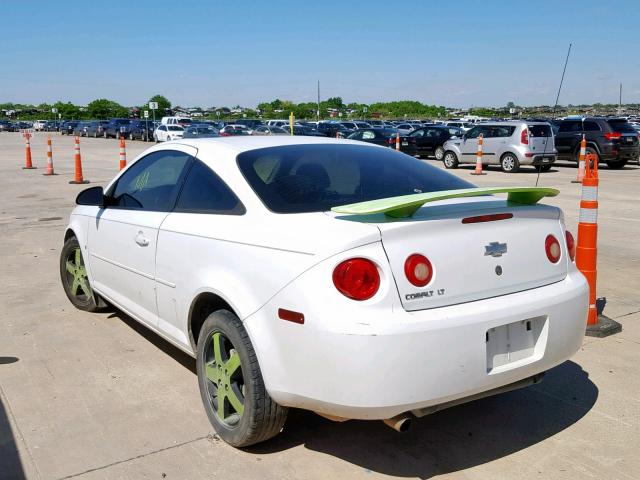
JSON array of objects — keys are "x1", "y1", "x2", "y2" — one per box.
[
  {"x1": 465, "y1": 126, "x2": 482, "y2": 139},
  {"x1": 559, "y1": 121, "x2": 582, "y2": 133},
  {"x1": 583, "y1": 121, "x2": 600, "y2": 132},
  {"x1": 485, "y1": 126, "x2": 515, "y2": 138},
  {"x1": 175, "y1": 160, "x2": 244, "y2": 215},
  {"x1": 237, "y1": 144, "x2": 474, "y2": 214},
  {"x1": 110, "y1": 150, "x2": 190, "y2": 211},
  {"x1": 528, "y1": 124, "x2": 553, "y2": 136},
  {"x1": 607, "y1": 119, "x2": 636, "y2": 133}
]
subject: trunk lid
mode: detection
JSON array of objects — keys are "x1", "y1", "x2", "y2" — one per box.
[
  {"x1": 527, "y1": 124, "x2": 555, "y2": 154},
  {"x1": 375, "y1": 198, "x2": 567, "y2": 311}
]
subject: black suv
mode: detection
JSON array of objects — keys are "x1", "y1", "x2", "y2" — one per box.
[
  {"x1": 103, "y1": 118, "x2": 132, "y2": 138},
  {"x1": 555, "y1": 117, "x2": 639, "y2": 169}
]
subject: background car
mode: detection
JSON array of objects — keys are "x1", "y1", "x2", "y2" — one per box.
[
  {"x1": 60, "y1": 121, "x2": 79, "y2": 135},
  {"x1": 219, "y1": 125, "x2": 251, "y2": 136},
  {"x1": 128, "y1": 120, "x2": 155, "y2": 141},
  {"x1": 154, "y1": 124, "x2": 184, "y2": 141},
  {"x1": 442, "y1": 121, "x2": 556, "y2": 173},
  {"x1": 316, "y1": 122, "x2": 354, "y2": 138},
  {"x1": 85, "y1": 120, "x2": 109, "y2": 137},
  {"x1": 73, "y1": 121, "x2": 90, "y2": 136},
  {"x1": 403, "y1": 125, "x2": 464, "y2": 160},
  {"x1": 252, "y1": 125, "x2": 289, "y2": 135},
  {"x1": 347, "y1": 127, "x2": 399, "y2": 147},
  {"x1": 291, "y1": 125, "x2": 326, "y2": 136},
  {"x1": 555, "y1": 117, "x2": 639, "y2": 169},
  {"x1": 183, "y1": 124, "x2": 219, "y2": 138}
]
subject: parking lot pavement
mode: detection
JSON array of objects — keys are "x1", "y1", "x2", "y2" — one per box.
[{"x1": 0, "y1": 132, "x2": 638, "y2": 480}]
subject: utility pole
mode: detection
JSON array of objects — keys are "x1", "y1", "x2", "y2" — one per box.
[
  {"x1": 619, "y1": 83, "x2": 622, "y2": 116},
  {"x1": 317, "y1": 80, "x2": 320, "y2": 121}
]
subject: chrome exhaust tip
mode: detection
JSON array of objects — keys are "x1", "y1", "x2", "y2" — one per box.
[{"x1": 383, "y1": 414, "x2": 412, "y2": 432}]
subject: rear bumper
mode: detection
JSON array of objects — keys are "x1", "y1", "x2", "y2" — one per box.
[{"x1": 245, "y1": 270, "x2": 588, "y2": 419}]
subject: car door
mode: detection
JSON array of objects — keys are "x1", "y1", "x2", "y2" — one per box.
[
  {"x1": 484, "y1": 125, "x2": 514, "y2": 164},
  {"x1": 418, "y1": 127, "x2": 440, "y2": 155},
  {"x1": 87, "y1": 147, "x2": 195, "y2": 326},
  {"x1": 555, "y1": 120, "x2": 582, "y2": 157},
  {"x1": 460, "y1": 125, "x2": 483, "y2": 161},
  {"x1": 155, "y1": 158, "x2": 246, "y2": 349}
]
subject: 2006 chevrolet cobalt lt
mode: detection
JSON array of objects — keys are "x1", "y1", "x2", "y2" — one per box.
[{"x1": 60, "y1": 136, "x2": 588, "y2": 446}]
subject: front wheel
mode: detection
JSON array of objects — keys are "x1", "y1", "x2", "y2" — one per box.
[
  {"x1": 443, "y1": 151, "x2": 459, "y2": 169},
  {"x1": 606, "y1": 159, "x2": 627, "y2": 169},
  {"x1": 434, "y1": 146, "x2": 445, "y2": 161},
  {"x1": 197, "y1": 310, "x2": 288, "y2": 447},
  {"x1": 500, "y1": 153, "x2": 520, "y2": 173},
  {"x1": 59, "y1": 236, "x2": 101, "y2": 312}
]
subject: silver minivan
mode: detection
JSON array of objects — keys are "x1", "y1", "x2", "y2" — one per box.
[{"x1": 442, "y1": 121, "x2": 556, "y2": 173}]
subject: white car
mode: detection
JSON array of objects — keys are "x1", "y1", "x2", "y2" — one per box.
[
  {"x1": 60, "y1": 136, "x2": 588, "y2": 447},
  {"x1": 154, "y1": 124, "x2": 184, "y2": 142},
  {"x1": 33, "y1": 120, "x2": 47, "y2": 131}
]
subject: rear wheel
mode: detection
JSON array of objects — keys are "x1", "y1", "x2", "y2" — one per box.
[
  {"x1": 443, "y1": 151, "x2": 459, "y2": 169},
  {"x1": 59, "y1": 236, "x2": 101, "y2": 312},
  {"x1": 500, "y1": 153, "x2": 520, "y2": 173},
  {"x1": 434, "y1": 146, "x2": 445, "y2": 161},
  {"x1": 196, "y1": 310, "x2": 288, "y2": 447},
  {"x1": 536, "y1": 164, "x2": 553, "y2": 172},
  {"x1": 606, "y1": 159, "x2": 627, "y2": 169}
]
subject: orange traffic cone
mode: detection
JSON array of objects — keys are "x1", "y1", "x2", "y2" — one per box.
[
  {"x1": 395, "y1": 132, "x2": 400, "y2": 151},
  {"x1": 571, "y1": 134, "x2": 586, "y2": 183},
  {"x1": 576, "y1": 153, "x2": 621, "y2": 337},
  {"x1": 119, "y1": 136, "x2": 127, "y2": 170},
  {"x1": 22, "y1": 131, "x2": 36, "y2": 169},
  {"x1": 43, "y1": 136, "x2": 56, "y2": 175},
  {"x1": 471, "y1": 133, "x2": 486, "y2": 175},
  {"x1": 69, "y1": 136, "x2": 89, "y2": 184}
]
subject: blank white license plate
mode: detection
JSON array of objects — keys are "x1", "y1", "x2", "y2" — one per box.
[
  {"x1": 486, "y1": 317, "x2": 545, "y2": 372},
  {"x1": 402, "y1": 141, "x2": 408, "y2": 146}
]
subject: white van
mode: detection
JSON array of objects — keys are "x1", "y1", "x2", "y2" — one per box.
[{"x1": 161, "y1": 116, "x2": 193, "y2": 127}]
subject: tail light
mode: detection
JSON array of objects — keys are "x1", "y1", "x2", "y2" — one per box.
[
  {"x1": 604, "y1": 132, "x2": 621, "y2": 140},
  {"x1": 333, "y1": 258, "x2": 380, "y2": 301},
  {"x1": 404, "y1": 254, "x2": 433, "y2": 287},
  {"x1": 520, "y1": 128, "x2": 529, "y2": 145},
  {"x1": 565, "y1": 230, "x2": 575, "y2": 261},
  {"x1": 545, "y1": 234, "x2": 561, "y2": 263}
]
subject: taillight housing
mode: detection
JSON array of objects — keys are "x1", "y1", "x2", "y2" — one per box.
[
  {"x1": 545, "y1": 234, "x2": 561, "y2": 263},
  {"x1": 404, "y1": 254, "x2": 433, "y2": 287},
  {"x1": 565, "y1": 230, "x2": 575, "y2": 261},
  {"x1": 521, "y1": 128, "x2": 529, "y2": 145},
  {"x1": 333, "y1": 258, "x2": 380, "y2": 301},
  {"x1": 604, "y1": 131, "x2": 621, "y2": 140}
]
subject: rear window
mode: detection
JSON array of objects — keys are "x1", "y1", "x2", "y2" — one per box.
[
  {"x1": 237, "y1": 144, "x2": 474, "y2": 214},
  {"x1": 527, "y1": 124, "x2": 552, "y2": 137},
  {"x1": 168, "y1": 126, "x2": 183, "y2": 131},
  {"x1": 607, "y1": 119, "x2": 636, "y2": 133}
]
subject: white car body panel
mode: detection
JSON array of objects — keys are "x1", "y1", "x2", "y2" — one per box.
[{"x1": 64, "y1": 136, "x2": 588, "y2": 420}]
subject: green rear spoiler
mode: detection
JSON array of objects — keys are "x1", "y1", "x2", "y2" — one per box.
[{"x1": 331, "y1": 187, "x2": 559, "y2": 218}]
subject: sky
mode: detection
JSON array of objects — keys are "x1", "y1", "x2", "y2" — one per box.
[{"x1": 1, "y1": 0, "x2": 639, "y2": 109}]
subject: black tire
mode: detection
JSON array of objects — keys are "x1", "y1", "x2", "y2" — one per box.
[
  {"x1": 443, "y1": 151, "x2": 459, "y2": 169},
  {"x1": 196, "y1": 310, "x2": 288, "y2": 447},
  {"x1": 500, "y1": 152, "x2": 520, "y2": 173},
  {"x1": 606, "y1": 159, "x2": 627, "y2": 169},
  {"x1": 59, "y1": 236, "x2": 102, "y2": 312},
  {"x1": 536, "y1": 164, "x2": 553, "y2": 172},
  {"x1": 434, "y1": 146, "x2": 445, "y2": 161}
]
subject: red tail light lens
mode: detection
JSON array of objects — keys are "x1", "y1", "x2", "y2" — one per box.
[
  {"x1": 462, "y1": 213, "x2": 513, "y2": 224},
  {"x1": 565, "y1": 230, "x2": 575, "y2": 261},
  {"x1": 545, "y1": 234, "x2": 561, "y2": 263},
  {"x1": 521, "y1": 128, "x2": 529, "y2": 145},
  {"x1": 604, "y1": 132, "x2": 621, "y2": 140},
  {"x1": 404, "y1": 254, "x2": 433, "y2": 287},
  {"x1": 333, "y1": 258, "x2": 380, "y2": 300}
]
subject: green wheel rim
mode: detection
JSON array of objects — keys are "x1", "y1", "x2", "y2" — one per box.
[
  {"x1": 65, "y1": 247, "x2": 92, "y2": 301},
  {"x1": 204, "y1": 332, "x2": 245, "y2": 426}
]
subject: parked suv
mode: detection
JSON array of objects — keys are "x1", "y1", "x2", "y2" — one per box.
[
  {"x1": 103, "y1": 118, "x2": 132, "y2": 138},
  {"x1": 555, "y1": 117, "x2": 639, "y2": 169},
  {"x1": 442, "y1": 121, "x2": 556, "y2": 173}
]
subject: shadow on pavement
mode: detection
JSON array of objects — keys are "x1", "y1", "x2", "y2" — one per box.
[
  {"x1": 108, "y1": 308, "x2": 597, "y2": 479},
  {"x1": 249, "y1": 361, "x2": 597, "y2": 479},
  {"x1": 1, "y1": 359, "x2": 26, "y2": 480}
]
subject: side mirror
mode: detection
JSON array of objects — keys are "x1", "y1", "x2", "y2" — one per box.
[{"x1": 76, "y1": 186, "x2": 105, "y2": 207}]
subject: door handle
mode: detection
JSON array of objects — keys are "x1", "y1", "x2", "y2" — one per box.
[{"x1": 135, "y1": 231, "x2": 149, "y2": 247}]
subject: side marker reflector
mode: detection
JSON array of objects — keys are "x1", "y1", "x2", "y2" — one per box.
[{"x1": 278, "y1": 308, "x2": 305, "y2": 324}]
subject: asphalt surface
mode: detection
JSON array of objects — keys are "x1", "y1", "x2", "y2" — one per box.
[{"x1": 0, "y1": 132, "x2": 638, "y2": 479}]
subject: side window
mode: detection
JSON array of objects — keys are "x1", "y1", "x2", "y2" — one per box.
[
  {"x1": 559, "y1": 121, "x2": 581, "y2": 133},
  {"x1": 110, "y1": 150, "x2": 191, "y2": 211},
  {"x1": 583, "y1": 121, "x2": 601, "y2": 132},
  {"x1": 362, "y1": 131, "x2": 375, "y2": 140},
  {"x1": 465, "y1": 126, "x2": 481, "y2": 139},
  {"x1": 350, "y1": 131, "x2": 363, "y2": 140},
  {"x1": 491, "y1": 126, "x2": 515, "y2": 138},
  {"x1": 410, "y1": 129, "x2": 425, "y2": 138},
  {"x1": 175, "y1": 160, "x2": 245, "y2": 215}
]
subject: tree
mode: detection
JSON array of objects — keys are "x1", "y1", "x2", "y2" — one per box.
[
  {"x1": 87, "y1": 99, "x2": 128, "y2": 119},
  {"x1": 147, "y1": 95, "x2": 171, "y2": 117}
]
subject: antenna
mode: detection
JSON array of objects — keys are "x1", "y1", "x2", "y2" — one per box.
[{"x1": 535, "y1": 42, "x2": 572, "y2": 187}]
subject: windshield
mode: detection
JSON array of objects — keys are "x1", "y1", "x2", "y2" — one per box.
[
  {"x1": 237, "y1": 144, "x2": 474, "y2": 214},
  {"x1": 607, "y1": 119, "x2": 636, "y2": 133},
  {"x1": 168, "y1": 126, "x2": 184, "y2": 131}
]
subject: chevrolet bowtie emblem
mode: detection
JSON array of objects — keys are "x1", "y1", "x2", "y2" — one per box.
[{"x1": 484, "y1": 242, "x2": 507, "y2": 257}]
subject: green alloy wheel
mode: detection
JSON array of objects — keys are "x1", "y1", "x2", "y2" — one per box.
[
  {"x1": 196, "y1": 310, "x2": 288, "y2": 447},
  {"x1": 59, "y1": 236, "x2": 101, "y2": 311}
]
